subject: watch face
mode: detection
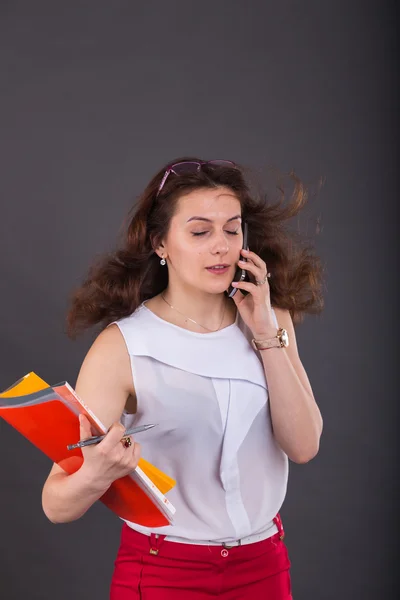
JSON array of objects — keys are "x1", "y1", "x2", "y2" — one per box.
[{"x1": 280, "y1": 328, "x2": 289, "y2": 347}]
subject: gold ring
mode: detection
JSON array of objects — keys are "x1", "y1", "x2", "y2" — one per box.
[{"x1": 122, "y1": 436, "x2": 132, "y2": 448}]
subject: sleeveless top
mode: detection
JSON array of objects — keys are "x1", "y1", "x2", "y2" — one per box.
[{"x1": 112, "y1": 302, "x2": 288, "y2": 544}]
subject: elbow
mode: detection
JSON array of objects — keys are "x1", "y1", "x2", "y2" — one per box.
[
  {"x1": 41, "y1": 490, "x2": 71, "y2": 525},
  {"x1": 45, "y1": 515, "x2": 62, "y2": 525},
  {"x1": 42, "y1": 498, "x2": 63, "y2": 524},
  {"x1": 42, "y1": 488, "x2": 59, "y2": 524},
  {"x1": 288, "y1": 433, "x2": 322, "y2": 464},
  {"x1": 290, "y1": 446, "x2": 319, "y2": 464},
  {"x1": 291, "y1": 416, "x2": 323, "y2": 464},
  {"x1": 42, "y1": 504, "x2": 62, "y2": 524},
  {"x1": 290, "y1": 437, "x2": 321, "y2": 464},
  {"x1": 42, "y1": 504, "x2": 76, "y2": 525}
]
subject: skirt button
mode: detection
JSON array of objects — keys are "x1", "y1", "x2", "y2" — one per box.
[{"x1": 221, "y1": 549, "x2": 229, "y2": 557}]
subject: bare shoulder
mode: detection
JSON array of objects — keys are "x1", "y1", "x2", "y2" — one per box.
[
  {"x1": 88, "y1": 322, "x2": 129, "y2": 356},
  {"x1": 79, "y1": 324, "x2": 132, "y2": 385}
]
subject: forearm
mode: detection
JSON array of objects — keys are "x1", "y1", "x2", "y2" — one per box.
[
  {"x1": 261, "y1": 347, "x2": 323, "y2": 463},
  {"x1": 42, "y1": 465, "x2": 111, "y2": 524}
]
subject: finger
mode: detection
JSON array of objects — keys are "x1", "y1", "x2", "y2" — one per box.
[
  {"x1": 241, "y1": 249, "x2": 265, "y2": 268},
  {"x1": 97, "y1": 422, "x2": 126, "y2": 452},
  {"x1": 118, "y1": 441, "x2": 141, "y2": 474},
  {"x1": 123, "y1": 441, "x2": 142, "y2": 469},
  {"x1": 79, "y1": 414, "x2": 93, "y2": 441},
  {"x1": 231, "y1": 280, "x2": 266, "y2": 296},
  {"x1": 231, "y1": 288, "x2": 245, "y2": 305},
  {"x1": 238, "y1": 259, "x2": 265, "y2": 280},
  {"x1": 131, "y1": 441, "x2": 142, "y2": 467}
]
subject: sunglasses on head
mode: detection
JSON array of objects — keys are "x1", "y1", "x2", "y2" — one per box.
[{"x1": 156, "y1": 160, "x2": 238, "y2": 196}]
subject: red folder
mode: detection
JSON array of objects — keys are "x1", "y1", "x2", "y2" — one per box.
[{"x1": 0, "y1": 372, "x2": 176, "y2": 527}]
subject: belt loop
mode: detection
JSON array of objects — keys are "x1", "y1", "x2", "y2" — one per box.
[
  {"x1": 273, "y1": 513, "x2": 285, "y2": 541},
  {"x1": 222, "y1": 539, "x2": 241, "y2": 549},
  {"x1": 149, "y1": 533, "x2": 167, "y2": 555}
]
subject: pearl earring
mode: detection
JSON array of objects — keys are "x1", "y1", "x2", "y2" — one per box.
[{"x1": 160, "y1": 257, "x2": 166, "y2": 266}]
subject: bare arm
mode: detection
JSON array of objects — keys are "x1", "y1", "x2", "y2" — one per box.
[
  {"x1": 42, "y1": 324, "x2": 140, "y2": 523},
  {"x1": 260, "y1": 308, "x2": 323, "y2": 463}
]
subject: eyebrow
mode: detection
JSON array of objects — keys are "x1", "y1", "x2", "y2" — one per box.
[{"x1": 186, "y1": 214, "x2": 242, "y2": 223}]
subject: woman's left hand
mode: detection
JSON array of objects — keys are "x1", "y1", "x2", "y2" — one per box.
[{"x1": 230, "y1": 249, "x2": 277, "y2": 338}]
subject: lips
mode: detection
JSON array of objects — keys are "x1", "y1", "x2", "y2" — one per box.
[
  {"x1": 207, "y1": 264, "x2": 229, "y2": 269},
  {"x1": 206, "y1": 264, "x2": 230, "y2": 274}
]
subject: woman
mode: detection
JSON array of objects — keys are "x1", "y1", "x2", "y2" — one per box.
[{"x1": 42, "y1": 158, "x2": 324, "y2": 599}]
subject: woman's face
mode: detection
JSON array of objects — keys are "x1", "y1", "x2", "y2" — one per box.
[{"x1": 160, "y1": 187, "x2": 243, "y2": 295}]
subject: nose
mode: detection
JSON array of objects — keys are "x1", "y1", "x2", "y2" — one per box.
[{"x1": 210, "y1": 231, "x2": 230, "y2": 255}]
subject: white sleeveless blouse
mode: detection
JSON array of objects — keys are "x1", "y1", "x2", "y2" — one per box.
[{"x1": 113, "y1": 302, "x2": 288, "y2": 544}]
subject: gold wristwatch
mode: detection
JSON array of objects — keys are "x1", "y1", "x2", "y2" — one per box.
[{"x1": 251, "y1": 328, "x2": 289, "y2": 351}]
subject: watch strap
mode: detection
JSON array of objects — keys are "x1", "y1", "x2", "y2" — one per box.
[{"x1": 251, "y1": 328, "x2": 287, "y2": 351}]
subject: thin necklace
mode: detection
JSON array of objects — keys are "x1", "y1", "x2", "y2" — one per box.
[{"x1": 160, "y1": 294, "x2": 227, "y2": 333}]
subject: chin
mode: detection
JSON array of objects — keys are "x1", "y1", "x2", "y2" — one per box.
[
  {"x1": 204, "y1": 283, "x2": 230, "y2": 295},
  {"x1": 192, "y1": 273, "x2": 232, "y2": 295}
]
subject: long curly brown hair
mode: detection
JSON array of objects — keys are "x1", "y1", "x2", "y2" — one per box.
[{"x1": 66, "y1": 157, "x2": 325, "y2": 338}]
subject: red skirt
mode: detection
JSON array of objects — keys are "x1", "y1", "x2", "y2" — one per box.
[{"x1": 110, "y1": 515, "x2": 292, "y2": 599}]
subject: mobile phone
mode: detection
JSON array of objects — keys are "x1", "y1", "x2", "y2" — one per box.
[{"x1": 227, "y1": 222, "x2": 249, "y2": 298}]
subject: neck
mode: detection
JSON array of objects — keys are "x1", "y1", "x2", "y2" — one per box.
[{"x1": 160, "y1": 286, "x2": 235, "y2": 332}]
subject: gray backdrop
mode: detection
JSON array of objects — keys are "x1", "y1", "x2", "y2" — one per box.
[{"x1": 0, "y1": 2, "x2": 397, "y2": 599}]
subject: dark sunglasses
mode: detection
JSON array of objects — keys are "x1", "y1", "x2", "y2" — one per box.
[{"x1": 156, "y1": 160, "x2": 237, "y2": 196}]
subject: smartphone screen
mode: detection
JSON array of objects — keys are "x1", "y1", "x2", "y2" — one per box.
[{"x1": 227, "y1": 222, "x2": 249, "y2": 298}]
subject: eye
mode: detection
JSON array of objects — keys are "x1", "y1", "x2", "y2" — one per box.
[{"x1": 191, "y1": 230, "x2": 240, "y2": 237}]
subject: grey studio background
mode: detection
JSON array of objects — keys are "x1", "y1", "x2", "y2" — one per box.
[{"x1": 0, "y1": 2, "x2": 398, "y2": 600}]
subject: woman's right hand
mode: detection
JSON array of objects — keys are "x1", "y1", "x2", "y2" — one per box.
[{"x1": 78, "y1": 414, "x2": 141, "y2": 490}]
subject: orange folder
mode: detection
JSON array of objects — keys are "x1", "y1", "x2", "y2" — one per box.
[{"x1": 0, "y1": 372, "x2": 176, "y2": 527}]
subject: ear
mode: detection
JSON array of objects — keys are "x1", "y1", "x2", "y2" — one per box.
[
  {"x1": 150, "y1": 234, "x2": 166, "y2": 259},
  {"x1": 154, "y1": 247, "x2": 166, "y2": 259}
]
